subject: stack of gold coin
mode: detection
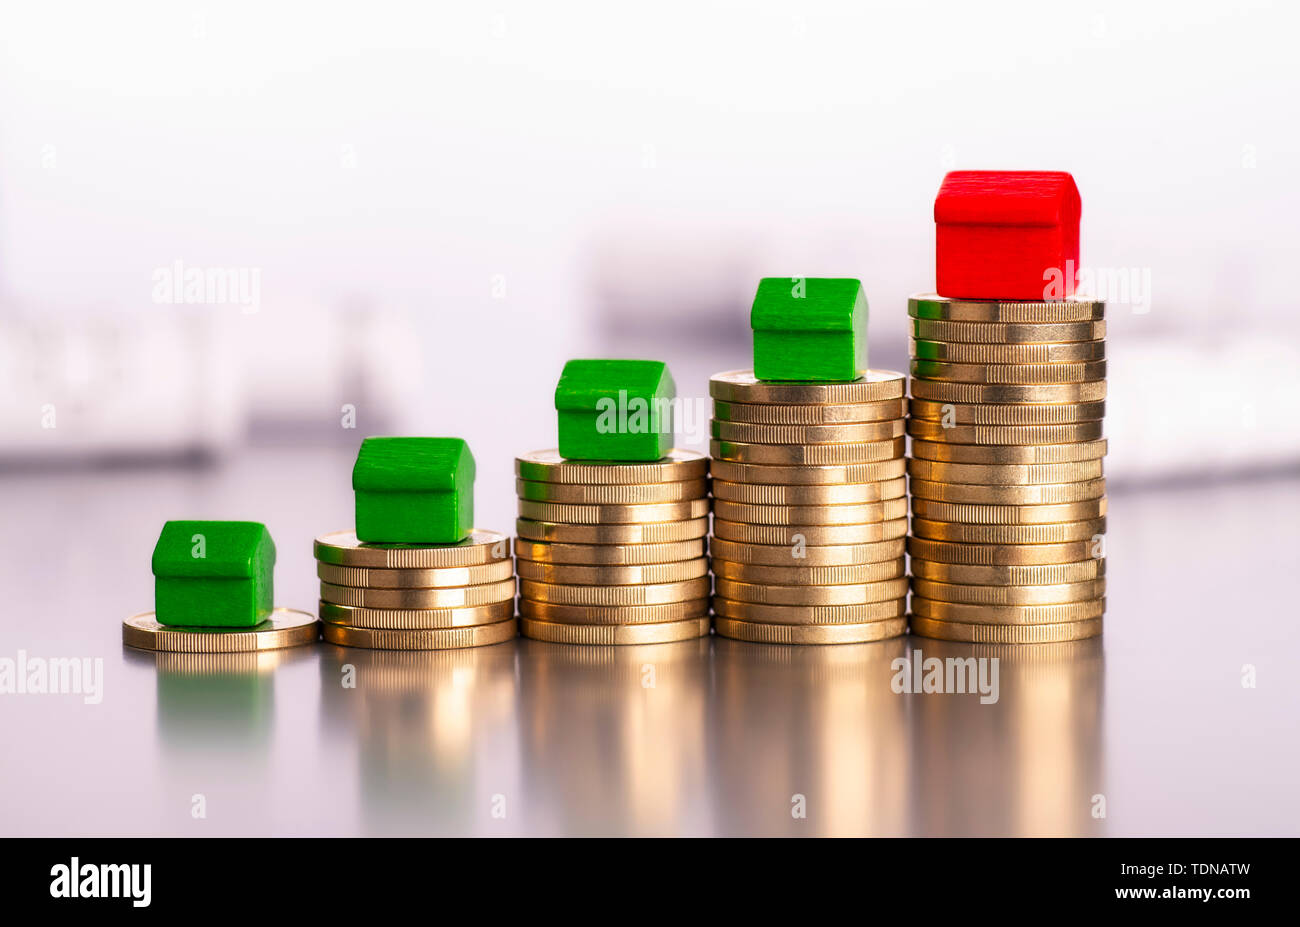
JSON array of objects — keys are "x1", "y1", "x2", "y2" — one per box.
[
  {"x1": 707, "y1": 370, "x2": 910, "y2": 644},
  {"x1": 514, "y1": 449, "x2": 712, "y2": 644},
  {"x1": 313, "y1": 530, "x2": 518, "y2": 649},
  {"x1": 907, "y1": 295, "x2": 1107, "y2": 644}
]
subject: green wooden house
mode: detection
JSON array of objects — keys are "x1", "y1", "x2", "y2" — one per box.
[
  {"x1": 352, "y1": 437, "x2": 475, "y2": 544},
  {"x1": 750, "y1": 277, "x2": 868, "y2": 381},
  {"x1": 152, "y1": 520, "x2": 275, "y2": 627},
  {"x1": 555, "y1": 359, "x2": 675, "y2": 461}
]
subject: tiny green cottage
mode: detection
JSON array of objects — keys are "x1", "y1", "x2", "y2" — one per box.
[
  {"x1": 152, "y1": 520, "x2": 275, "y2": 627},
  {"x1": 750, "y1": 277, "x2": 868, "y2": 381},
  {"x1": 352, "y1": 436, "x2": 475, "y2": 544},
  {"x1": 555, "y1": 359, "x2": 675, "y2": 461}
]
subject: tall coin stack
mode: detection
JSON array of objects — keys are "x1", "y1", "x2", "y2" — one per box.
[
  {"x1": 906, "y1": 295, "x2": 1107, "y2": 644},
  {"x1": 514, "y1": 450, "x2": 713, "y2": 644},
  {"x1": 708, "y1": 370, "x2": 910, "y2": 644}
]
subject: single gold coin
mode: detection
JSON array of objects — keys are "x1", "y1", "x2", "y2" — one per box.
[
  {"x1": 518, "y1": 598, "x2": 709, "y2": 625},
  {"x1": 123, "y1": 608, "x2": 318, "y2": 653},
  {"x1": 911, "y1": 318, "x2": 1105, "y2": 344},
  {"x1": 709, "y1": 369, "x2": 905, "y2": 404},
  {"x1": 907, "y1": 536, "x2": 1102, "y2": 566},
  {"x1": 911, "y1": 359, "x2": 1107, "y2": 384},
  {"x1": 515, "y1": 516, "x2": 709, "y2": 544},
  {"x1": 322, "y1": 618, "x2": 517, "y2": 650},
  {"x1": 710, "y1": 436, "x2": 905, "y2": 466},
  {"x1": 911, "y1": 497, "x2": 1107, "y2": 525},
  {"x1": 515, "y1": 557, "x2": 709, "y2": 585},
  {"x1": 711, "y1": 418, "x2": 905, "y2": 445},
  {"x1": 711, "y1": 556, "x2": 905, "y2": 585},
  {"x1": 514, "y1": 448, "x2": 708, "y2": 484},
  {"x1": 313, "y1": 529, "x2": 510, "y2": 569},
  {"x1": 907, "y1": 420, "x2": 1105, "y2": 446},
  {"x1": 909, "y1": 615, "x2": 1102, "y2": 643},
  {"x1": 911, "y1": 517, "x2": 1106, "y2": 544},
  {"x1": 710, "y1": 477, "x2": 907, "y2": 505},
  {"x1": 908, "y1": 457, "x2": 1104, "y2": 485},
  {"x1": 910, "y1": 558, "x2": 1105, "y2": 585},
  {"x1": 714, "y1": 616, "x2": 907, "y2": 644},
  {"x1": 320, "y1": 577, "x2": 516, "y2": 609},
  {"x1": 909, "y1": 398, "x2": 1106, "y2": 425},
  {"x1": 517, "y1": 498, "x2": 710, "y2": 525},
  {"x1": 910, "y1": 439, "x2": 1107, "y2": 465},
  {"x1": 711, "y1": 596, "x2": 906, "y2": 625},
  {"x1": 910, "y1": 380, "x2": 1107, "y2": 404},
  {"x1": 714, "y1": 576, "x2": 909, "y2": 606},
  {"x1": 712, "y1": 517, "x2": 908, "y2": 546},
  {"x1": 709, "y1": 457, "x2": 906, "y2": 485},
  {"x1": 707, "y1": 536, "x2": 905, "y2": 567},
  {"x1": 714, "y1": 496, "x2": 908, "y2": 526},
  {"x1": 908, "y1": 477, "x2": 1107, "y2": 505},
  {"x1": 519, "y1": 616, "x2": 710, "y2": 645},
  {"x1": 911, "y1": 596, "x2": 1106, "y2": 624},
  {"x1": 912, "y1": 577, "x2": 1106, "y2": 605},
  {"x1": 910, "y1": 338, "x2": 1106, "y2": 364},
  {"x1": 513, "y1": 537, "x2": 705, "y2": 565},
  {"x1": 316, "y1": 559, "x2": 514, "y2": 589},
  {"x1": 318, "y1": 599, "x2": 514, "y2": 630},
  {"x1": 518, "y1": 576, "x2": 711, "y2": 606},
  {"x1": 713, "y1": 397, "x2": 906, "y2": 424},
  {"x1": 515, "y1": 478, "x2": 707, "y2": 505},
  {"x1": 908, "y1": 295, "x2": 1105, "y2": 323}
]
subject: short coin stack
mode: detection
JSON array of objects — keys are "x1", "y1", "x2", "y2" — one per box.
[
  {"x1": 708, "y1": 370, "x2": 910, "y2": 644},
  {"x1": 514, "y1": 450, "x2": 712, "y2": 644},
  {"x1": 314, "y1": 530, "x2": 518, "y2": 649},
  {"x1": 907, "y1": 295, "x2": 1107, "y2": 644}
]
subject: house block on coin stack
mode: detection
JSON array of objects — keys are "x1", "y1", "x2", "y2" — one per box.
[
  {"x1": 353, "y1": 436, "x2": 475, "y2": 544},
  {"x1": 555, "y1": 359, "x2": 675, "y2": 461},
  {"x1": 152, "y1": 520, "x2": 275, "y2": 627},
  {"x1": 750, "y1": 277, "x2": 867, "y2": 381}
]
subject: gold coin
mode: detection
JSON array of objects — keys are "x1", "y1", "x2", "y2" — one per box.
[
  {"x1": 911, "y1": 497, "x2": 1107, "y2": 524},
  {"x1": 714, "y1": 496, "x2": 907, "y2": 526},
  {"x1": 911, "y1": 318, "x2": 1105, "y2": 344},
  {"x1": 908, "y1": 420, "x2": 1104, "y2": 445},
  {"x1": 518, "y1": 598, "x2": 709, "y2": 625},
  {"x1": 908, "y1": 477, "x2": 1106, "y2": 505},
  {"x1": 709, "y1": 458, "x2": 906, "y2": 485},
  {"x1": 910, "y1": 439, "x2": 1108, "y2": 465},
  {"x1": 519, "y1": 576, "x2": 711, "y2": 606},
  {"x1": 515, "y1": 557, "x2": 708, "y2": 585},
  {"x1": 911, "y1": 358, "x2": 1106, "y2": 385},
  {"x1": 322, "y1": 618, "x2": 517, "y2": 650},
  {"x1": 122, "y1": 608, "x2": 318, "y2": 653},
  {"x1": 711, "y1": 418, "x2": 905, "y2": 445},
  {"x1": 711, "y1": 477, "x2": 906, "y2": 505},
  {"x1": 714, "y1": 576, "x2": 908, "y2": 606},
  {"x1": 316, "y1": 559, "x2": 514, "y2": 589},
  {"x1": 514, "y1": 448, "x2": 708, "y2": 484},
  {"x1": 515, "y1": 516, "x2": 708, "y2": 544},
  {"x1": 911, "y1": 596, "x2": 1106, "y2": 624},
  {"x1": 318, "y1": 599, "x2": 514, "y2": 630},
  {"x1": 907, "y1": 536, "x2": 1102, "y2": 565},
  {"x1": 910, "y1": 338, "x2": 1106, "y2": 364},
  {"x1": 713, "y1": 397, "x2": 906, "y2": 424},
  {"x1": 711, "y1": 556, "x2": 904, "y2": 585},
  {"x1": 519, "y1": 616, "x2": 710, "y2": 645},
  {"x1": 714, "y1": 616, "x2": 907, "y2": 644},
  {"x1": 908, "y1": 458, "x2": 1104, "y2": 485},
  {"x1": 710, "y1": 436, "x2": 905, "y2": 465},
  {"x1": 912, "y1": 577, "x2": 1106, "y2": 605},
  {"x1": 515, "y1": 478, "x2": 707, "y2": 504},
  {"x1": 709, "y1": 369, "x2": 905, "y2": 404},
  {"x1": 911, "y1": 517, "x2": 1106, "y2": 544},
  {"x1": 320, "y1": 577, "x2": 516, "y2": 609},
  {"x1": 910, "y1": 558, "x2": 1105, "y2": 585},
  {"x1": 513, "y1": 538, "x2": 705, "y2": 564},
  {"x1": 908, "y1": 295, "x2": 1105, "y2": 323},
  {"x1": 517, "y1": 498, "x2": 710, "y2": 525},
  {"x1": 910, "y1": 380, "x2": 1107, "y2": 404},
  {"x1": 909, "y1": 398, "x2": 1106, "y2": 425},
  {"x1": 707, "y1": 536, "x2": 904, "y2": 566},
  {"x1": 711, "y1": 596, "x2": 906, "y2": 624},
  {"x1": 313, "y1": 529, "x2": 510, "y2": 569},
  {"x1": 909, "y1": 615, "x2": 1102, "y2": 643},
  {"x1": 713, "y1": 517, "x2": 908, "y2": 546}
]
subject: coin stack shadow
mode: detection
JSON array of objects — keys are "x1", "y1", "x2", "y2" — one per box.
[
  {"x1": 906, "y1": 296, "x2": 1107, "y2": 643},
  {"x1": 707, "y1": 370, "x2": 910, "y2": 644},
  {"x1": 514, "y1": 450, "x2": 712, "y2": 644},
  {"x1": 314, "y1": 530, "x2": 518, "y2": 649}
]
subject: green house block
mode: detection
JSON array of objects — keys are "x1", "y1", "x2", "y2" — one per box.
[
  {"x1": 750, "y1": 277, "x2": 868, "y2": 381},
  {"x1": 352, "y1": 436, "x2": 475, "y2": 544},
  {"x1": 152, "y1": 521, "x2": 275, "y2": 628},
  {"x1": 555, "y1": 359, "x2": 675, "y2": 461}
]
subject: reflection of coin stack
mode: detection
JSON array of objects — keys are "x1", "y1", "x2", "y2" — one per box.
[
  {"x1": 907, "y1": 296, "x2": 1107, "y2": 643},
  {"x1": 514, "y1": 450, "x2": 712, "y2": 644},
  {"x1": 708, "y1": 370, "x2": 910, "y2": 644},
  {"x1": 314, "y1": 530, "x2": 518, "y2": 649}
]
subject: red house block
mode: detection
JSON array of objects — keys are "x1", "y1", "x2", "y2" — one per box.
[{"x1": 934, "y1": 171, "x2": 1081, "y2": 301}]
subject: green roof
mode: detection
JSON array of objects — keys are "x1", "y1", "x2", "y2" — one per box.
[
  {"x1": 751, "y1": 277, "x2": 865, "y2": 331},
  {"x1": 554, "y1": 359, "x2": 675, "y2": 411},
  {"x1": 151, "y1": 521, "x2": 275, "y2": 578},
  {"x1": 352, "y1": 437, "x2": 475, "y2": 491}
]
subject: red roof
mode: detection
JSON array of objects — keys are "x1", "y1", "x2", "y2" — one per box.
[{"x1": 934, "y1": 171, "x2": 1080, "y2": 227}]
